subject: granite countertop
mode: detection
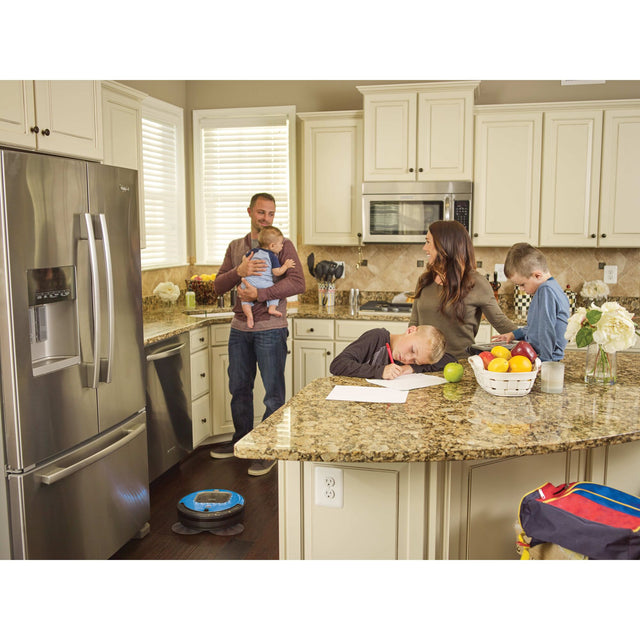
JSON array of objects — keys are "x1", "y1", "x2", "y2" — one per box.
[
  {"x1": 143, "y1": 303, "x2": 411, "y2": 345},
  {"x1": 234, "y1": 350, "x2": 640, "y2": 464}
]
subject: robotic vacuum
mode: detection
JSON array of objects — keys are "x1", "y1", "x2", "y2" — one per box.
[{"x1": 172, "y1": 489, "x2": 245, "y2": 536}]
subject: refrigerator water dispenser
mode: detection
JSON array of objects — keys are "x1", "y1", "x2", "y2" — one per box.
[{"x1": 27, "y1": 266, "x2": 81, "y2": 376}]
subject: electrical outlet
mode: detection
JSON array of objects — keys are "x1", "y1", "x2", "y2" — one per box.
[
  {"x1": 335, "y1": 261, "x2": 346, "y2": 278},
  {"x1": 314, "y1": 466, "x2": 343, "y2": 508},
  {"x1": 417, "y1": 260, "x2": 424, "y2": 267},
  {"x1": 494, "y1": 264, "x2": 507, "y2": 282},
  {"x1": 603, "y1": 265, "x2": 618, "y2": 284}
]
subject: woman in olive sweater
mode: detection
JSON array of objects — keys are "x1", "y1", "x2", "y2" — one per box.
[{"x1": 409, "y1": 221, "x2": 518, "y2": 360}]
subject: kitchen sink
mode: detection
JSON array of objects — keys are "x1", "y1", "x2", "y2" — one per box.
[{"x1": 185, "y1": 311, "x2": 235, "y2": 318}]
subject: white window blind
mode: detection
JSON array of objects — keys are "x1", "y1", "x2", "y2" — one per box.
[
  {"x1": 140, "y1": 98, "x2": 186, "y2": 270},
  {"x1": 194, "y1": 107, "x2": 296, "y2": 265}
]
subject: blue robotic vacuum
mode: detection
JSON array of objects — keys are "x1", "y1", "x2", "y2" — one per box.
[{"x1": 172, "y1": 489, "x2": 245, "y2": 536}]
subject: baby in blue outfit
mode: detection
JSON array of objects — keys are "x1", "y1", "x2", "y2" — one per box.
[{"x1": 241, "y1": 225, "x2": 296, "y2": 328}]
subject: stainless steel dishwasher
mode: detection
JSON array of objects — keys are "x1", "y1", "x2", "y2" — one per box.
[{"x1": 145, "y1": 334, "x2": 193, "y2": 482}]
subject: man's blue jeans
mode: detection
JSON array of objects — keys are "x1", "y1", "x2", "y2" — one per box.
[{"x1": 227, "y1": 326, "x2": 288, "y2": 445}]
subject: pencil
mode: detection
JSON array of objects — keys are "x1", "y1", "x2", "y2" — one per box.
[{"x1": 385, "y1": 342, "x2": 395, "y2": 364}]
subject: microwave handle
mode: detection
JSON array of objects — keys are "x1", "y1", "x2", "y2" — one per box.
[{"x1": 444, "y1": 195, "x2": 451, "y2": 220}]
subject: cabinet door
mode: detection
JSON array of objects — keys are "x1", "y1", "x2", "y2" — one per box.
[
  {"x1": 363, "y1": 92, "x2": 417, "y2": 181},
  {"x1": 33, "y1": 80, "x2": 103, "y2": 160},
  {"x1": 0, "y1": 80, "x2": 36, "y2": 148},
  {"x1": 300, "y1": 112, "x2": 363, "y2": 245},
  {"x1": 190, "y1": 348, "x2": 210, "y2": 399},
  {"x1": 473, "y1": 111, "x2": 542, "y2": 246},
  {"x1": 539, "y1": 110, "x2": 603, "y2": 247},
  {"x1": 417, "y1": 91, "x2": 473, "y2": 180},
  {"x1": 192, "y1": 393, "x2": 212, "y2": 447},
  {"x1": 599, "y1": 108, "x2": 640, "y2": 247},
  {"x1": 293, "y1": 340, "x2": 333, "y2": 394}
]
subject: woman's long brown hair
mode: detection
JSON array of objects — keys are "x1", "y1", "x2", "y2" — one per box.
[{"x1": 414, "y1": 220, "x2": 477, "y2": 323}]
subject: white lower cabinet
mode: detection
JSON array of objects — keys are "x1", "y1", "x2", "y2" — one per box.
[
  {"x1": 210, "y1": 322, "x2": 292, "y2": 438},
  {"x1": 190, "y1": 327, "x2": 212, "y2": 447}
]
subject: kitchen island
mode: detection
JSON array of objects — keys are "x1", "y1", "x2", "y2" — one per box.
[{"x1": 234, "y1": 350, "x2": 640, "y2": 559}]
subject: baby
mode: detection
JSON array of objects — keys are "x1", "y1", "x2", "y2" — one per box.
[{"x1": 241, "y1": 225, "x2": 295, "y2": 328}]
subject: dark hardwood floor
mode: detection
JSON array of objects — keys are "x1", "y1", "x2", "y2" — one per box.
[{"x1": 111, "y1": 446, "x2": 279, "y2": 560}]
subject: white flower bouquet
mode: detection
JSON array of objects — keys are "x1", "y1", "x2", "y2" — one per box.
[
  {"x1": 153, "y1": 281, "x2": 180, "y2": 303},
  {"x1": 565, "y1": 301, "x2": 640, "y2": 384},
  {"x1": 580, "y1": 280, "x2": 610, "y2": 300}
]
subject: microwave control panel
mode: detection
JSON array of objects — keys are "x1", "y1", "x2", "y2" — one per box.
[{"x1": 453, "y1": 200, "x2": 470, "y2": 232}]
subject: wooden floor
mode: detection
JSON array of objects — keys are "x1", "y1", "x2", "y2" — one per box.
[{"x1": 111, "y1": 447, "x2": 279, "y2": 560}]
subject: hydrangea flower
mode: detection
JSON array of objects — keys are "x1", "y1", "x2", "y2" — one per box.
[{"x1": 153, "y1": 281, "x2": 180, "y2": 303}]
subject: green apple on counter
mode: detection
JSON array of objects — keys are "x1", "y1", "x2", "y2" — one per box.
[{"x1": 443, "y1": 362, "x2": 464, "y2": 383}]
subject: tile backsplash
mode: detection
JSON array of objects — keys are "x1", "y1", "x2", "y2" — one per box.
[{"x1": 141, "y1": 246, "x2": 640, "y2": 302}]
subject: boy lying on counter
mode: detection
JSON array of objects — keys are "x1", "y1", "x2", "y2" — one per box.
[{"x1": 329, "y1": 325, "x2": 456, "y2": 380}]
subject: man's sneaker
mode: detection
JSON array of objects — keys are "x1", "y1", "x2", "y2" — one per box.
[
  {"x1": 247, "y1": 459, "x2": 277, "y2": 476},
  {"x1": 210, "y1": 443, "x2": 235, "y2": 459}
]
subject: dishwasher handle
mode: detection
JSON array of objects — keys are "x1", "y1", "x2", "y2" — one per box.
[
  {"x1": 37, "y1": 423, "x2": 146, "y2": 486},
  {"x1": 146, "y1": 343, "x2": 186, "y2": 362}
]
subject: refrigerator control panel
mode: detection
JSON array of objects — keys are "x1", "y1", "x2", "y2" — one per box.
[{"x1": 27, "y1": 266, "x2": 76, "y2": 306}]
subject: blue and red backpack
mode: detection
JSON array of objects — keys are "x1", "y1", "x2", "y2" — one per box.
[{"x1": 518, "y1": 481, "x2": 640, "y2": 560}]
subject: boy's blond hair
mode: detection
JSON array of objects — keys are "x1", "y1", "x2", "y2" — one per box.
[
  {"x1": 257, "y1": 225, "x2": 283, "y2": 249},
  {"x1": 504, "y1": 243, "x2": 549, "y2": 278},
  {"x1": 415, "y1": 325, "x2": 446, "y2": 364}
]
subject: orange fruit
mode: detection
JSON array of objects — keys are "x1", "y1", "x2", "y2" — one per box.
[
  {"x1": 487, "y1": 357, "x2": 509, "y2": 372},
  {"x1": 508, "y1": 355, "x2": 533, "y2": 372},
  {"x1": 490, "y1": 345, "x2": 511, "y2": 360}
]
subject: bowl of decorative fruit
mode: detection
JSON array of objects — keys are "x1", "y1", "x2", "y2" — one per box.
[
  {"x1": 186, "y1": 274, "x2": 217, "y2": 305},
  {"x1": 468, "y1": 341, "x2": 541, "y2": 397}
]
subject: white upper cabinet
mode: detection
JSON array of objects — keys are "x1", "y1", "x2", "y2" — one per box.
[
  {"x1": 539, "y1": 109, "x2": 603, "y2": 247},
  {"x1": 473, "y1": 109, "x2": 542, "y2": 246},
  {"x1": 0, "y1": 80, "x2": 36, "y2": 147},
  {"x1": 358, "y1": 82, "x2": 477, "y2": 182},
  {"x1": 0, "y1": 80, "x2": 103, "y2": 160},
  {"x1": 299, "y1": 111, "x2": 363, "y2": 246},
  {"x1": 599, "y1": 107, "x2": 640, "y2": 247},
  {"x1": 101, "y1": 81, "x2": 147, "y2": 247}
]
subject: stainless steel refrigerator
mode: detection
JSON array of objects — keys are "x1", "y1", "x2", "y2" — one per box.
[{"x1": 0, "y1": 148, "x2": 149, "y2": 559}]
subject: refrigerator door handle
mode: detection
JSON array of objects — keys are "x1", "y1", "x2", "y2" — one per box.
[
  {"x1": 36, "y1": 422, "x2": 146, "y2": 486},
  {"x1": 97, "y1": 213, "x2": 115, "y2": 384},
  {"x1": 84, "y1": 213, "x2": 101, "y2": 389}
]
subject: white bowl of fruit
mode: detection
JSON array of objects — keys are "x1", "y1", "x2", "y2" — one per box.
[{"x1": 468, "y1": 341, "x2": 541, "y2": 397}]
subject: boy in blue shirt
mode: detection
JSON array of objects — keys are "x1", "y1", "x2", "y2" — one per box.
[{"x1": 491, "y1": 243, "x2": 570, "y2": 361}]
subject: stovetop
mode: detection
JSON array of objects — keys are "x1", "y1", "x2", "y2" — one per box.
[{"x1": 359, "y1": 300, "x2": 413, "y2": 314}]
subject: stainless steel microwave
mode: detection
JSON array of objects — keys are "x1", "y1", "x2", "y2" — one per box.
[{"x1": 362, "y1": 181, "x2": 472, "y2": 243}]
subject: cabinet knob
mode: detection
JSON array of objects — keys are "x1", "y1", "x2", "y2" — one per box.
[
  {"x1": 201, "y1": 418, "x2": 207, "y2": 423},
  {"x1": 200, "y1": 372, "x2": 206, "y2": 378},
  {"x1": 326, "y1": 351, "x2": 331, "y2": 356},
  {"x1": 409, "y1": 168, "x2": 414, "y2": 173},
  {"x1": 309, "y1": 328, "x2": 314, "y2": 332},
  {"x1": 473, "y1": 233, "x2": 479, "y2": 237},
  {"x1": 418, "y1": 168, "x2": 423, "y2": 172},
  {"x1": 30, "y1": 126, "x2": 40, "y2": 134},
  {"x1": 199, "y1": 337, "x2": 205, "y2": 342},
  {"x1": 601, "y1": 233, "x2": 607, "y2": 238},
  {"x1": 41, "y1": 129, "x2": 50, "y2": 136},
  {"x1": 591, "y1": 234, "x2": 596, "y2": 238}
]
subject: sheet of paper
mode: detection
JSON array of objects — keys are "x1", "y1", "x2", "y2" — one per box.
[
  {"x1": 326, "y1": 385, "x2": 408, "y2": 404},
  {"x1": 366, "y1": 373, "x2": 446, "y2": 391}
]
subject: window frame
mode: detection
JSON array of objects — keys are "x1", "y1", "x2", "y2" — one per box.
[
  {"x1": 192, "y1": 105, "x2": 297, "y2": 266},
  {"x1": 139, "y1": 96, "x2": 187, "y2": 271}
]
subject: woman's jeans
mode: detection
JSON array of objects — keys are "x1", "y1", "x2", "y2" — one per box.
[{"x1": 227, "y1": 326, "x2": 288, "y2": 445}]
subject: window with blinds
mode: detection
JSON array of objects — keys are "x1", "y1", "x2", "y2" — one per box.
[
  {"x1": 140, "y1": 98, "x2": 187, "y2": 270},
  {"x1": 193, "y1": 106, "x2": 296, "y2": 265}
]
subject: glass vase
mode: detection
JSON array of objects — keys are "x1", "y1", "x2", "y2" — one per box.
[{"x1": 584, "y1": 343, "x2": 617, "y2": 385}]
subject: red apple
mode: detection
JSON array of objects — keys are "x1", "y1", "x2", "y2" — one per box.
[
  {"x1": 511, "y1": 340, "x2": 537, "y2": 363},
  {"x1": 478, "y1": 351, "x2": 496, "y2": 370}
]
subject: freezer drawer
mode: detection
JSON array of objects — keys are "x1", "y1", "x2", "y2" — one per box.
[{"x1": 7, "y1": 413, "x2": 149, "y2": 559}]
